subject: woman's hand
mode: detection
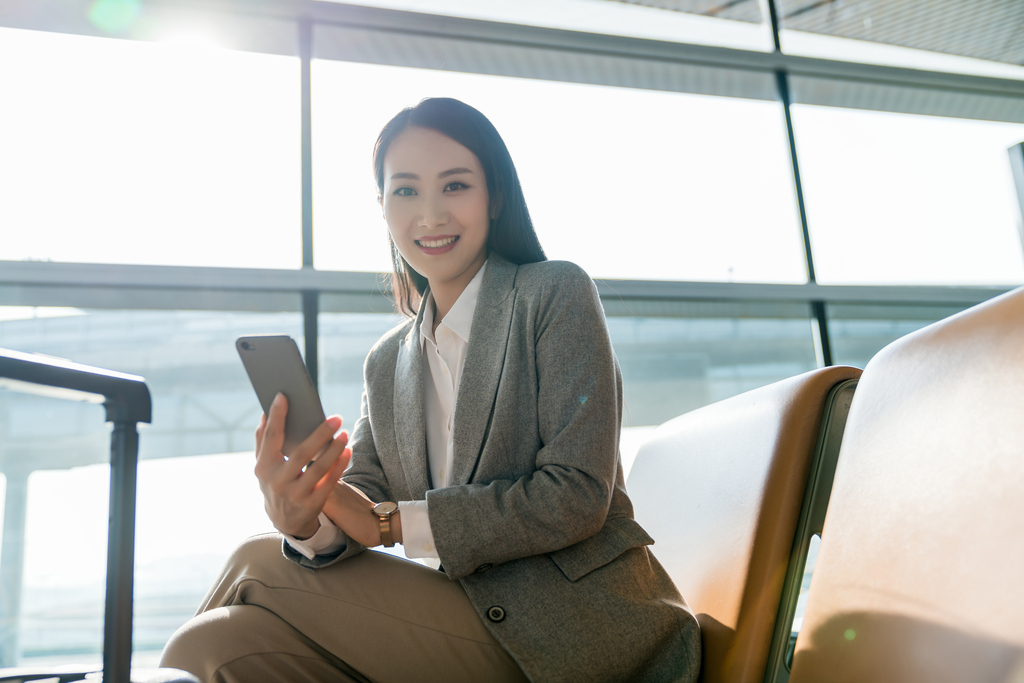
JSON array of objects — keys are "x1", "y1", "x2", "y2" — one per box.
[
  {"x1": 254, "y1": 393, "x2": 351, "y2": 539},
  {"x1": 322, "y1": 481, "x2": 403, "y2": 548}
]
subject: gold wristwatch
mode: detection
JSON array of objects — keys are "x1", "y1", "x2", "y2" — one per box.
[{"x1": 372, "y1": 501, "x2": 398, "y2": 547}]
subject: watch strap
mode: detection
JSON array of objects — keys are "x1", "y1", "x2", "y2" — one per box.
[{"x1": 379, "y1": 513, "x2": 394, "y2": 547}]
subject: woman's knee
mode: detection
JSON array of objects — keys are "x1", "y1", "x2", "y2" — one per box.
[
  {"x1": 196, "y1": 534, "x2": 287, "y2": 611},
  {"x1": 160, "y1": 606, "x2": 242, "y2": 680},
  {"x1": 161, "y1": 604, "x2": 351, "y2": 683},
  {"x1": 228, "y1": 532, "x2": 284, "y2": 568}
]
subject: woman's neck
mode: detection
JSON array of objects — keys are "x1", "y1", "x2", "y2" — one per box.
[{"x1": 429, "y1": 257, "x2": 486, "y2": 327}]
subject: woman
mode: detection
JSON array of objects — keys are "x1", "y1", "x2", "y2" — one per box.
[{"x1": 162, "y1": 98, "x2": 700, "y2": 682}]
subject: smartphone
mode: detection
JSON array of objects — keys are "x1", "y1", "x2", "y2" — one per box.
[{"x1": 236, "y1": 335, "x2": 326, "y2": 456}]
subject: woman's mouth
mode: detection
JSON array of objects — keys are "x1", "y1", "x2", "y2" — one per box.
[{"x1": 415, "y1": 235, "x2": 460, "y2": 254}]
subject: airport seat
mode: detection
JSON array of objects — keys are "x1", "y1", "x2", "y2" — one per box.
[
  {"x1": 0, "y1": 668, "x2": 198, "y2": 683},
  {"x1": 629, "y1": 365, "x2": 861, "y2": 683},
  {"x1": 788, "y1": 286, "x2": 1024, "y2": 683}
]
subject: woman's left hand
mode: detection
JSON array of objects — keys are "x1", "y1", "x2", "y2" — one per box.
[{"x1": 322, "y1": 481, "x2": 402, "y2": 548}]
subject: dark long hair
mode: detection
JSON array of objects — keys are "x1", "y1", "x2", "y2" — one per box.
[{"x1": 373, "y1": 97, "x2": 547, "y2": 316}]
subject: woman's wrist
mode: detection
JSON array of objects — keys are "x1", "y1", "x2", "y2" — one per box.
[{"x1": 289, "y1": 517, "x2": 321, "y2": 542}]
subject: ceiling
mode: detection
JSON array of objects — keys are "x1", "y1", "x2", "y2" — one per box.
[{"x1": 606, "y1": 0, "x2": 1024, "y2": 66}]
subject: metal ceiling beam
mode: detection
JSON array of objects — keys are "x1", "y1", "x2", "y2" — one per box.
[{"x1": 2, "y1": 0, "x2": 1024, "y2": 103}]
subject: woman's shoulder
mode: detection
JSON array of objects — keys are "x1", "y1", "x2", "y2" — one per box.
[
  {"x1": 363, "y1": 316, "x2": 414, "y2": 369},
  {"x1": 511, "y1": 259, "x2": 599, "y2": 306},
  {"x1": 513, "y1": 259, "x2": 595, "y2": 291}
]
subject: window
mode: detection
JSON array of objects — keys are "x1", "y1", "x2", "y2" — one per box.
[
  {"x1": 0, "y1": 28, "x2": 301, "y2": 269},
  {"x1": 605, "y1": 300, "x2": 820, "y2": 428},
  {"x1": 793, "y1": 106, "x2": 1024, "y2": 285},
  {"x1": 0, "y1": 307, "x2": 302, "y2": 666},
  {"x1": 313, "y1": 61, "x2": 807, "y2": 284},
  {"x1": 827, "y1": 302, "x2": 971, "y2": 369}
]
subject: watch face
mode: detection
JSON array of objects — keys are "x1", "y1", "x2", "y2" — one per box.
[{"x1": 373, "y1": 501, "x2": 398, "y2": 516}]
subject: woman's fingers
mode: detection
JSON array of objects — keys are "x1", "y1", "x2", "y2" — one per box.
[
  {"x1": 308, "y1": 444, "x2": 351, "y2": 508},
  {"x1": 282, "y1": 415, "x2": 343, "y2": 477},
  {"x1": 254, "y1": 413, "x2": 267, "y2": 457},
  {"x1": 251, "y1": 399, "x2": 350, "y2": 537},
  {"x1": 255, "y1": 393, "x2": 288, "y2": 475},
  {"x1": 297, "y1": 428, "x2": 348, "y2": 492}
]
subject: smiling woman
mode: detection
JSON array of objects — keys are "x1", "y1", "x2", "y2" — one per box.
[
  {"x1": 381, "y1": 126, "x2": 493, "y2": 319},
  {"x1": 372, "y1": 98, "x2": 548, "y2": 316},
  {"x1": 160, "y1": 98, "x2": 701, "y2": 683}
]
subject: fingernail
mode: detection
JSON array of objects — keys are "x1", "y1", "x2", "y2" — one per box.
[{"x1": 273, "y1": 392, "x2": 283, "y2": 406}]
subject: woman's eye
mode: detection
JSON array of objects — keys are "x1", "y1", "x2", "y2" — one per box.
[
  {"x1": 393, "y1": 187, "x2": 416, "y2": 197},
  {"x1": 444, "y1": 181, "x2": 467, "y2": 192}
]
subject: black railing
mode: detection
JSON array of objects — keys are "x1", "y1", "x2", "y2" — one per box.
[{"x1": 0, "y1": 348, "x2": 151, "y2": 683}]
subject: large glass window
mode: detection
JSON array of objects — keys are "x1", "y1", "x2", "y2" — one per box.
[
  {"x1": 604, "y1": 300, "x2": 820, "y2": 474},
  {"x1": 317, "y1": 310, "x2": 406, "y2": 436},
  {"x1": 793, "y1": 105, "x2": 1024, "y2": 285},
  {"x1": 313, "y1": 61, "x2": 807, "y2": 284},
  {"x1": 0, "y1": 306, "x2": 304, "y2": 666},
  {"x1": 827, "y1": 302, "x2": 971, "y2": 369},
  {"x1": 0, "y1": 27, "x2": 301, "y2": 269}
]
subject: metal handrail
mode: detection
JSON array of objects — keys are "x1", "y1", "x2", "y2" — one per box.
[{"x1": 0, "y1": 347, "x2": 152, "y2": 683}]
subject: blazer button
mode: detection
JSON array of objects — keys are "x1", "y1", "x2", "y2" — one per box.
[
  {"x1": 475, "y1": 563, "x2": 493, "y2": 573},
  {"x1": 487, "y1": 606, "x2": 506, "y2": 623}
]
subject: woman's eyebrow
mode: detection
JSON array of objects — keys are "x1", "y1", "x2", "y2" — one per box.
[
  {"x1": 390, "y1": 172, "x2": 419, "y2": 180},
  {"x1": 439, "y1": 167, "x2": 473, "y2": 178}
]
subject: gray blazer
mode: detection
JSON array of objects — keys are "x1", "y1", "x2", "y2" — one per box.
[{"x1": 286, "y1": 255, "x2": 700, "y2": 682}]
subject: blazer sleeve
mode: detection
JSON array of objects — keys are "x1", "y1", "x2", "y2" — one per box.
[{"x1": 426, "y1": 264, "x2": 623, "y2": 579}]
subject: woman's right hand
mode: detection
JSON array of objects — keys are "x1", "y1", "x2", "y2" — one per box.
[{"x1": 254, "y1": 393, "x2": 351, "y2": 539}]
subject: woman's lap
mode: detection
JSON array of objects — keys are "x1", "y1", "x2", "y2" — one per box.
[{"x1": 161, "y1": 534, "x2": 527, "y2": 683}]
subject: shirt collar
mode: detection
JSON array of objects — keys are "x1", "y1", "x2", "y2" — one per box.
[{"x1": 420, "y1": 260, "x2": 488, "y2": 346}]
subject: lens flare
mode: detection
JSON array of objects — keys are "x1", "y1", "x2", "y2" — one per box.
[{"x1": 88, "y1": 0, "x2": 141, "y2": 35}]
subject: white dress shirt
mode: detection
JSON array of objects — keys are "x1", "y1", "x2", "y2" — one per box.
[{"x1": 285, "y1": 262, "x2": 487, "y2": 561}]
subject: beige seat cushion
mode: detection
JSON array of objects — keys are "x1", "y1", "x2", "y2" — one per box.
[
  {"x1": 790, "y1": 287, "x2": 1024, "y2": 683},
  {"x1": 630, "y1": 365, "x2": 861, "y2": 683}
]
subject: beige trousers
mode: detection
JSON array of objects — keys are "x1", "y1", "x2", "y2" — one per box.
[{"x1": 160, "y1": 534, "x2": 529, "y2": 683}]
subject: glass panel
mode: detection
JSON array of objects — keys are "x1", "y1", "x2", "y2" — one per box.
[
  {"x1": 606, "y1": 301, "x2": 819, "y2": 431},
  {"x1": 0, "y1": 27, "x2": 301, "y2": 269},
  {"x1": 0, "y1": 306, "x2": 303, "y2": 666},
  {"x1": 793, "y1": 105, "x2": 1024, "y2": 286},
  {"x1": 318, "y1": 311, "x2": 406, "y2": 436},
  {"x1": 313, "y1": 61, "x2": 807, "y2": 284},
  {"x1": 317, "y1": 0, "x2": 773, "y2": 50},
  {"x1": 791, "y1": 533, "x2": 821, "y2": 637},
  {"x1": 317, "y1": 302, "x2": 817, "y2": 478},
  {"x1": 778, "y1": 1, "x2": 1024, "y2": 79},
  {"x1": 827, "y1": 302, "x2": 971, "y2": 369}
]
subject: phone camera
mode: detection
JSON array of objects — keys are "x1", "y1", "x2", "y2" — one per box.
[{"x1": 240, "y1": 341, "x2": 253, "y2": 350}]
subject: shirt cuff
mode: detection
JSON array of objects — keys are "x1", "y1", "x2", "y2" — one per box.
[
  {"x1": 399, "y1": 500, "x2": 439, "y2": 559},
  {"x1": 282, "y1": 512, "x2": 347, "y2": 560}
]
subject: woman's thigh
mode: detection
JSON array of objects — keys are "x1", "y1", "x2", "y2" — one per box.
[
  {"x1": 161, "y1": 604, "x2": 368, "y2": 683},
  {"x1": 162, "y1": 534, "x2": 526, "y2": 683}
]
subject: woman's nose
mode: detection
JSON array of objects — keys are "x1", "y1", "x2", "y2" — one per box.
[{"x1": 416, "y1": 197, "x2": 449, "y2": 229}]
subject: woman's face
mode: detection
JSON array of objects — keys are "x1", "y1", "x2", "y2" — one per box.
[{"x1": 381, "y1": 126, "x2": 490, "y2": 294}]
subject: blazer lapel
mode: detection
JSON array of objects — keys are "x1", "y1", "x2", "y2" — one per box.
[
  {"x1": 393, "y1": 299, "x2": 431, "y2": 501},
  {"x1": 451, "y1": 256, "x2": 518, "y2": 486}
]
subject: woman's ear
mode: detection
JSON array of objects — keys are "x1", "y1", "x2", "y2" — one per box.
[{"x1": 489, "y1": 195, "x2": 503, "y2": 220}]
